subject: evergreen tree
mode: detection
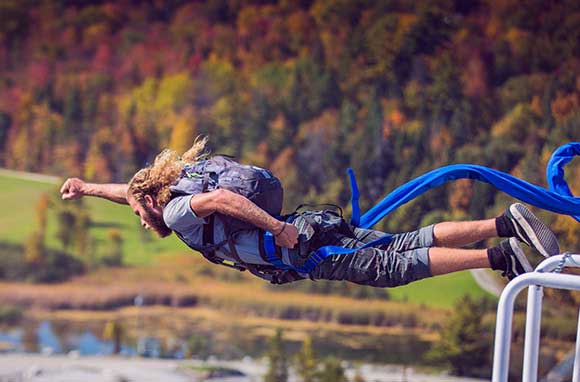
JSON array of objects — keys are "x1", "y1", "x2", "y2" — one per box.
[
  {"x1": 0, "y1": 112, "x2": 11, "y2": 164},
  {"x1": 427, "y1": 295, "x2": 492, "y2": 377},
  {"x1": 74, "y1": 208, "x2": 93, "y2": 266},
  {"x1": 295, "y1": 337, "x2": 317, "y2": 382},
  {"x1": 56, "y1": 208, "x2": 76, "y2": 251},
  {"x1": 63, "y1": 87, "x2": 83, "y2": 139},
  {"x1": 264, "y1": 329, "x2": 289, "y2": 382}
]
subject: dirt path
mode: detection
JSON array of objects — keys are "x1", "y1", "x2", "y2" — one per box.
[
  {"x1": 0, "y1": 168, "x2": 60, "y2": 184},
  {"x1": 470, "y1": 269, "x2": 504, "y2": 297}
]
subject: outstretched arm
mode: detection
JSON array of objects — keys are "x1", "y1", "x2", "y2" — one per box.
[
  {"x1": 189, "y1": 188, "x2": 299, "y2": 248},
  {"x1": 60, "y1": 178, "x2": 129, "y2": 205}
]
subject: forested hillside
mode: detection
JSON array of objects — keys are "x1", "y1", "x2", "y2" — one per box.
[{"x1": 1, "y1": 0, "x2": 580, "y2": 247}]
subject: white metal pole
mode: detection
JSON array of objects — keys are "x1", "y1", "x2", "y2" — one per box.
[
  {"x1": 573, "y1": 308, "x2": 580, "y2": 382},
  {"x1": 492, "y1": 271, "x2": 580, "y2": 382},
  {"x1": 522, "y1": 285, "x2": 544, "y2": 382},
  {"x1": 492, "y1": 278, "x2": 523, "y2": 382},
  {"x1": 535, "y1": 254, "x2": 580, "y2": 273},
  {"x1": 524, "y1": 254, "x2": 580, "y2": 382}
]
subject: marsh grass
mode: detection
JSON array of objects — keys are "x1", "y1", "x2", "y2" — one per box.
[{"x1": 0, "y1": 257, "x2": 446, "y2": 330}]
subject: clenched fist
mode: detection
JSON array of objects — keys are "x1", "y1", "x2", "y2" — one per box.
[
  {"x1": 60, "y1": 178, "x2": 87, "y2": 200},
  {"x1": 274, "y1": 222, "x2": 299, "y2": 249}
]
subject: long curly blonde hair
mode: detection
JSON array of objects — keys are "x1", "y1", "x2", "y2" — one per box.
[{"x1": 128, "y1": 136, "x2": 209, "y2": 207}]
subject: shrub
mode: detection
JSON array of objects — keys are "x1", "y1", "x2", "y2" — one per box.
[
  {"x1": 0, "y1": 305, "x2": 22, "y2": 325},
  {"x1": 0, "y1": 242, "x2": 84, "y2": 283}
]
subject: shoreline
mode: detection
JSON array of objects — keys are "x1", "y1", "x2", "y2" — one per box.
[
  {"x1": 0, "y1": 353, "x2": 488, "y2": 382},
  {"x1": 0, "y1": 305, "x2": 438, "y2": 366}
]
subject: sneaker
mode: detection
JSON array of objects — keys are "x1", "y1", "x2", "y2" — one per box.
[
  {"x1": 499, "y1": 238, "x2": 533, "y2": 280},
  {"x1": 504, "y1": 203, "x2": 560, "y2": 257}
]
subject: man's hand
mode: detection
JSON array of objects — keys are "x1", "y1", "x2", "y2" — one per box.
[
  {"x1": 60, "y1": 178, "x2": 129, "y2": 205},
  {"x1": 274, "y1": 222, "x2": 299, "y2": 249},
  {"x1": 60, "y1": 178, "x2": 87, "y2": 200}
]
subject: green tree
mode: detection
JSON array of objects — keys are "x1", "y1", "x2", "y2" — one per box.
[
  {"x1": 0, "y1": 112, "x2": 11, "y2": 164},
  {"x1": 53, "y1": 196, "x2": 92, "y2": 260},
  {"x1": 264, "y1": 329, "x2": 289, "y2": 382},
  {"x1": 427, "y1": 295, "x2": 492, "y2": 377},
  {"x1": 25, "y1": 194, "x2": 49, "y2": 265},
  {"x1": 63, "y1": 86, "x2": 83, "y2": 139},
  {"x1": 56, "y1": 209, "x2": 76, "y2": 251},
  {"x1": 103, "y1": 320, "x2": 125, "y2": 354},
  {"x1": 317, "y1": 357, "x2": 347, "y2": 382},
  {"x1": 0, "y1": 0, "x2": 29, "y2": 47},
  {"x1": 348, "y1": 88, "x2": 393, "y2": 207},
  {"x1": 185, "y1": 333, "x2": 212, "y2": 360},
  {"x1": 74, "y1": 208, "x2": 93, "y2": 265},
  {"x1": 101, "y1": 229, "x2": 123, "y2": 267},
  {"x1": 24, "y1": 231, "x2": 45, "y2": 266},
  {"x1": 295, "y1": 337, "x2": 317, "y2": 382},
  {"x1": 286, "y1": 56, "x2": 338, "y2": 124}
]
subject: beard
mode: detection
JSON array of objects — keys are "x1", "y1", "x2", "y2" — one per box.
[{"x1": 143, "y1": 207, "x2": 173, "y2": 238}]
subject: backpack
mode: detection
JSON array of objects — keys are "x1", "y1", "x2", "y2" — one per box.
[{"x1": 169, "y1": 155, "x2": 284, "y2": 273}]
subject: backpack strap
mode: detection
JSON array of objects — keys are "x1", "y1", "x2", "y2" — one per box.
[
  {"x1": 225, "y1": 229, "x2": 246, "y2": 266},
  {"x1": 201, "y1": 214, "x2": 220, "y2": 264},
  {"x1": 258, "y1": 231, "x2": 272, "y2": 264},
  {"x1": 171, "y1": 214, "x2": 245, "y2": 271},
  {"x1": 203, "y1": 214, "x2": 215, "y2": 249},
  {"x1": 246, "y1": 265, "x2": 275, "y2": 282},
  {"x1": 202, "y1": 214, "x2": 248, "y2": 271}
]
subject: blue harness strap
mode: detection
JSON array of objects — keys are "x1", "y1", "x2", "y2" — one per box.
[
  {"x1": 262, "y1": 230, "x2": 394, "y2": 274},
  {"x1": 263, "y1": 231, "x2": 291, "y2": 270},
  {"x1": 262, "y1": 210, "x2": 395, "y2": 274},
  {"x1": 261, "y1": 142, "x2": 580, "y2": 275},
  {"x1": 298, "y1": 232, "x2": 394, "y2": 271},
  {"x1": 357, "y1": 142, "x2": 580, "y2": 228},
  {"x1": 546, "y1": 142, "x2": 580, "y2": 221},
  {"x1": 348, "y1": 168, "x2": 361, "y2": 227}
]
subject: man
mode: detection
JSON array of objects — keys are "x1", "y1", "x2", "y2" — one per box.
[{"x1": 60, "y1": 140, "x2": 560, "y2": 286}]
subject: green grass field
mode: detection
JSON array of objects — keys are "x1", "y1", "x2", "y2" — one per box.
[
  {"x1": 387, "y1": 270, "x2": 492, "y2": 308},
  {"x1": 0, "y1": 172, "x2": 184, "y2": 265},
  {"x1": 0, "y1": 171, "x2": 491, "y2": 308}
]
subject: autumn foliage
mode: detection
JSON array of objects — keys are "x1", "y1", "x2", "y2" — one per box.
[{"x1": 1, "y1": 0, "x2": 579, "y2": 249}]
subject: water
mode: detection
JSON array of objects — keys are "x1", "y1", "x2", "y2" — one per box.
[
  {"x1": 0, "y1": 319, "x2": 431, "y2": 364},
  {"x1": 0, "y1": 320, "x2": 138, "y2": 356}
]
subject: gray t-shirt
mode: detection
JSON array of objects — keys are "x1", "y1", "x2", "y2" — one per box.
[{"x1": 162, "y1": 195, "x2": 269, "y2": 265}]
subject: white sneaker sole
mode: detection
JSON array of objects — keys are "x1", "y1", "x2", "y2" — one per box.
[
  {"x1": 509, "y1": 204, "x2": 559, "y2": 258},
  {"x1": 509, "y1": 237, "x2": 533, "y2": 275}
]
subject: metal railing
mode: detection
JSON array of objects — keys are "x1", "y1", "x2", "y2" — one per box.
[{"x1": 492, "y1": 254, "x2": 580, "y2": 382}]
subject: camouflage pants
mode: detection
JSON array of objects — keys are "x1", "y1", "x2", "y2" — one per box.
[{"x1": 284, "y1": 210, "x2": 433, "y2": 288}]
